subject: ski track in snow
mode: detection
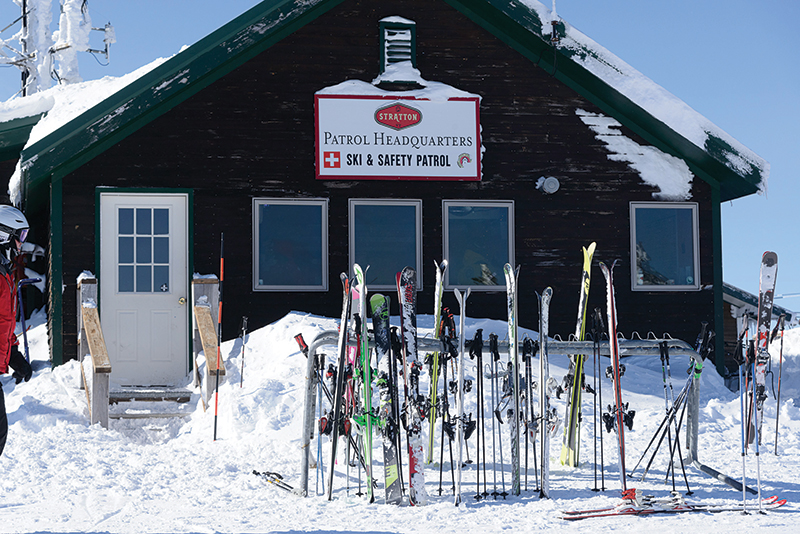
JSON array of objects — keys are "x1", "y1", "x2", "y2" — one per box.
[{"x1": 2, "y1": 309, "x2": 800, "y2": 533}]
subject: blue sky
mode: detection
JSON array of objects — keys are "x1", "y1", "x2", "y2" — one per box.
[{"x1": 1, "y1": 0, "x2": 796, "y2": 309}]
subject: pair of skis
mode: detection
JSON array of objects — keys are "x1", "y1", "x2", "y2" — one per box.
[
  {"x1": 503, "y1": 263, "x2": 554, "y2": 499},
  {"x1": 562, "y1": 492, "x2": 786, "y2": 520},
  {"x1": 738, "y1": 251, "x2": 778, "y2": 512},
  {"x1": 560, "y1": 243, "x2": 596, "y2": 467},
  {"x1": 327, "y1": 267, "x2": 376, "y2": 502}
]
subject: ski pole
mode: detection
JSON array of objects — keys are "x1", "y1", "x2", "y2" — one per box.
[
  {"x1": 316, "y1": 353, "x2": 326, "y2": 495},
  {"x1": 591, "y1": 329, "x2": 599, "y2": 491},
  {"x1": 213, "y1": 233, "x2": 224, "y2": 441},
  {"x1": 735, "y1": 321, "x2": 749, "y2": 512},
  {"x1": 390, "y1": 327, "x2": 406, "y2": 494},
  {"x1": 469, "y1": 329, "x2": 485, "y2": 500},
  {"x1": 239, "y1": 316, "x2": 248, "y2": 387},
  {"x1": 739, "y1": 356, "x2": 747, "y2": 511},
  {"x1": 663, "y1": 384, "x2": 692, "y2": 495},
  {"x1": 438, "y1": 356, "x2": 448, "y2": 496},
  {"x1": 752, "y1": 352, "x2": 763, "y2": 512},
  {"x1": 488, "y1": 333, "x2": 499, "y2": 499},
  {"x1": 592, "y1": 308, "x2": 606, "y2": 491},
  {"x1": 659, "y1": 341, "x2": 676, "y2": 490},
  {"x1": 17, "y1": 277, "x2": 41, "y2": 362},
  {"x1": 773, "y1": 314, "x2": 785, "y2": 455},
  {"x1": 522, "y1": 337, "x2": 531, "y2": 492},
  {"x1": 496, "y1": 357, "x2": 508, "y2": 499}
]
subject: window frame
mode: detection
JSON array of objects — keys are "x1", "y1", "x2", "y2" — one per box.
[
  {"x1": 629, "y1": 201, "x2": 700, "y2": 292},
  {"x1": 442, "y1": 199, "x2": 515, "y2": 291},
  {"x1": 252, "y1": 198, "x2": 329, "y2": 292},
  {"x1": 348, "y1": 198, "x2": 423, "y2": 291}
]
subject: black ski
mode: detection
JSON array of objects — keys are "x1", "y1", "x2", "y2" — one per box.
[
  {"x1": 370, "y1": 293, "x2": 403, "y2": 505},
  {"x1": 397, "y1": 267, "x2": 428, "y2": 505},
  {"x1": 326, "y1": 273, "x2": 353, "y2": 500}
]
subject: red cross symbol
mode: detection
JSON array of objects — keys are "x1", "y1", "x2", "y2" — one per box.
[{"x1": 323, "y1": 151, "x2": 341, "y2": 168}]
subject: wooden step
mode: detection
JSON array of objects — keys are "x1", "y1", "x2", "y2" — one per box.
[
  {"x1": 109, "y1": 387, "x2": 192, "y2": 404},
  {"x1": 109, "y1": 411, "x2": 191, "y2": 420}
]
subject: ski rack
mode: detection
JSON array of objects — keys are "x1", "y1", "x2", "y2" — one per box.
[{"x1": 299, "y1": 331, "x2": 750, "y2": 497}]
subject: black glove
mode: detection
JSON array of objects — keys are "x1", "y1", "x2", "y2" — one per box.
[{"x1": 9, "y1": 345, "x2": 32, "y2": 384}]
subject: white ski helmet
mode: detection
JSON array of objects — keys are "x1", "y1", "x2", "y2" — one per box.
[{"x1": 0, "y1": 205, "x2": 29, "y2": 245}]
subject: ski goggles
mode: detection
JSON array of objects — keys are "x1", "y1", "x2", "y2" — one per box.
[{"x1": 16, "y1": 228, "x2": 27, "y2": 243}]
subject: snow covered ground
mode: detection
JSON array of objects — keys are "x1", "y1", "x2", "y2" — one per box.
[{"x1": 2, "y1": 308, "x2": 799, "y2": 533}]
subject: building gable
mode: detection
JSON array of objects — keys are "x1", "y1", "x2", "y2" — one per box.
[{"x1": 14, "y1": 0, "x2": 764, "y2": 212}]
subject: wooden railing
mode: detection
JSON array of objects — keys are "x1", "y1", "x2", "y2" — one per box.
[
  {"x1": 191, "y1": 277, "x2": 225, "y2": 409},
  {"x1": 77, "y1": 276, "x2": 112, "y2": 428}
]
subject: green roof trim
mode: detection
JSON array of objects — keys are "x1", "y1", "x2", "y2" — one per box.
[
  {"x1": 0, "y1": 112, "x2": 44, "y2": 161},
  {"x1": 723, "y1": 282, "x2": 793, "y2": 323},
  {"x1": 19, "y1": 0, "x2": 345, "y2": 204},
  {"x1": 17, "y1": 0, "x2": 763, "y2": 206}
]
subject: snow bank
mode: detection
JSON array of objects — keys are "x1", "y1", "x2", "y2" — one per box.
[{"x1": 1, "y1": 310, "x2": 797, "y2": 532}]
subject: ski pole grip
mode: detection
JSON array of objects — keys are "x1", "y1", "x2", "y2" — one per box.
[{"x1": 294, "y1": 333, "x2": 309, "y2": 357}]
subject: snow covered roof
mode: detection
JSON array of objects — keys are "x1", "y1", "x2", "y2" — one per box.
[{"x1": 4, "y1": 0, "x2": 767, "y2": 208}]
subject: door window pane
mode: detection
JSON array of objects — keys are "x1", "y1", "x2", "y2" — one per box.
[
  {"x1": 119, "y1": 208, "x2": 134, "y2": 234},
  {"x1": 444, "y1": 201, "x2": 513, "y2": 289},
  {"x1": 119, "y1": 237, "x2": 134, "y2": 264},
  {"x1": 118, "y1": 206, "x2": 171, "y2": 293},
  {"x1": 154, "y1": 266, "x2": 170, "y2": 292},
  {"x1": 154, "y1": 237, "x2": 169, "y2": 264},
  {"x1": 153, "y1": 209, "x2": 169, "y2": 235},
  {"x1": 136, "y1": 237, "x2": 152, "y2": 263},
  {"x1": 119, "y1": 266, "x2": 134, "y2": 292},
  {"x1": 136, "y1": 265, "x2": 152, "y2": 293},
  {"x1": 253, "y1": 199, "x2": 328, "y2": 291},
  {"x1": 630, "y1": 202, "x2": 699, "y2": 290},
  {"x1": 350, "y1": 200, "x2": 421, "y2": 288},
  {"x1": 136, "y1": 208, "x2": 151, "y2": 234}
]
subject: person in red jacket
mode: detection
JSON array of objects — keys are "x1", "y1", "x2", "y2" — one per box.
[{"x1": 0, "y1": 205, "x2": 32, "y2": 457}]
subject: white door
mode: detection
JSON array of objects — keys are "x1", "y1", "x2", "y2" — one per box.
[{"x1": 100, "y1": 193, "x2": 189, "y2": 386}]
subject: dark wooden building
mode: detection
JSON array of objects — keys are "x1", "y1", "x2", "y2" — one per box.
[{"x1": 6, "y1": 0, "x2": 766, "y2": 386}]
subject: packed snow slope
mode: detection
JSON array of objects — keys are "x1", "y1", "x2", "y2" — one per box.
[{"x1": 2, "y1": 309, "x2": 799, "y2": 533}]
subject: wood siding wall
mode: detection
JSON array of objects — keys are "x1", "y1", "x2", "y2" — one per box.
[{"x1": 56, "y1": 0, "x2": 715, "y2": 360}]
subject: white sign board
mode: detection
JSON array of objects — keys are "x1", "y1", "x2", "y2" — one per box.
[{"x1": 315, "y1": 95, "x2": 481, "y2": 181}]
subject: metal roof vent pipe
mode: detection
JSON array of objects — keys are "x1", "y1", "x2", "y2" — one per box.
[{"x1": 537, "y1": 176, "x2": 560, "y2": 194}]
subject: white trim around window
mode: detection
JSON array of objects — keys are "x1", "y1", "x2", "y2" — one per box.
[
  {"x1": 349, "y1": 199, "x2": 423, "y2": 290},
  {"x1": 252, "y1": 198, "x2": 328, "y2": 291},
  {"x1": 443, "y1": 200, "x2": 514, "y2": 291},
  {"x1": 630, "y1": 201, "x2": 700, "y2": 291}
]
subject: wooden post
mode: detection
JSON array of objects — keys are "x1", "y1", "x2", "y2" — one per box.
[
  {"x1": 77, "y1": 276, "x2": 98, "y2": 375},
  {"x1": 191, "y1": 277, "x2": 222, "y2": 404},
  {"x1": 76, "y1": 275, "x2": 113, "y2": 428},
  {"x1": 79, "y1": 304, "x2": 112, "y2": 428}
]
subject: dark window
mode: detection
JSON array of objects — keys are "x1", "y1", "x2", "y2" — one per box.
[
  {"x1": 349, "y1": 200, "x2": 421, "y2": 288},
  {"x1": 630, "y1": 202, "x2": 700, "y2": 291},
  {"x1": 253, "y1": 199, "x2": 328, "y2": 291},
  {"x1": 443, "y1": 201, "x2": 514, "y2": 289}
]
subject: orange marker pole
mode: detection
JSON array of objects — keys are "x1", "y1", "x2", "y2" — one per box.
[{"x1": 214, "y1": 233, "x2": 224, "y2": 441}]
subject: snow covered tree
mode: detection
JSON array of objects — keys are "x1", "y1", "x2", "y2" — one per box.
[{"x1": 1, "y1": 0, "x2": 114, "y2": 96}]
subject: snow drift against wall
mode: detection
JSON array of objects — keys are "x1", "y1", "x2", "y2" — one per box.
[
  {"x1": 577, "y1": 108, "x2": 694, "y2": 201},
  {"x1": 520, "y1": 0, "x2": 768, "y2": 193}
]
